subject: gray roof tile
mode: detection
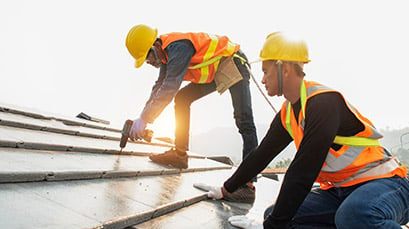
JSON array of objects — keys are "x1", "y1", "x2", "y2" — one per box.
[
  {"x1": 1, "y1": 103, "x2": 408, "y2": 228},
  {"x1": 0, "y1": 103, "x2": 281, "y2": 228}
]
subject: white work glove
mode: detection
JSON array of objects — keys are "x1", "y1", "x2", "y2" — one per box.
[
  {"x1": 193, "y1": 183, "x2": 223, "y2": 200},
  {"x1": 228, "y1": 215, "x2": 263, "y2": 229},
  {"x1": 129, "y1": 118, "x2": 146, "y2": 141}
]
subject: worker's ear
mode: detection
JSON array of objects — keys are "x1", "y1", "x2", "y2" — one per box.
[
  {"x1": 282, "y1": 62, "x2": 291, "y2": 77},
  {"x1": 153, "y1": 41, "x2": 162, "y2": 49}
]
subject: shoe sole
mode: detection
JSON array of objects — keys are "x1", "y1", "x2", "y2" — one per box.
[{"x1": 149, "y1": 155, "x2": 188, "y2": 169}]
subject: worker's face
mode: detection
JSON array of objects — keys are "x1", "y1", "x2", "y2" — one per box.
[
  {"x1": 145, "y1": 46, "x2": 162, "y2": 68},
  {"x1": 261, "y1": 61, "x2": 279, "y2": 96}
]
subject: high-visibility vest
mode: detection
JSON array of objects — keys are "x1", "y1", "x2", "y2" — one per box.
[
  {"x1": 160, "y1": 32, "x2": 240, "y2": 84},
  {"x1": 280, "y1": 80, "x2": 407, "y2": 189}
]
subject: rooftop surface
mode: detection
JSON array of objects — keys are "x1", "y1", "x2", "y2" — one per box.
[
  {"x1": 0, "y1": 103, "x2": 282, "y2": 228},
  {"x1": 1, "y1": 103, "x2": 407, "y2": 229}
]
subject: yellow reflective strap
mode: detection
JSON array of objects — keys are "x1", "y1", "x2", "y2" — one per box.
[
  {"x1": 189, "y1": 53, "x2": 244, "y2": 71},
  {"x1": 214, "y1": 59, "x2": 220, "y2": 72},
  {"x1": 285, "y1": 102, "x2": 294, "y2": 139},
  {"x1": 233, "y1": 54, "x2": 246, "y2": 65},
  {"x1": 189, "y1": 55, "x2": 223, "y2": 70},
  {"x1": 226, "y1": 40, "x2": 236, "y2": 55},
  {"x1": 287, "y1": 80, "x2": 380, "y2": 147},
  {"x1": 285, "y1": 80, "x2": 306, "y2": 139},
  {"x1": 199, "y1": 66, "x2": 209, "y2": 83},
  {"x1": 204, "y1": 34, "x2": 219, "y2": 60},
  {"x1": 333, "y1": 136, "x2": 380, "y2": 147},
  {"x1": 187, "y1": 35, "x2": 240, "y2": 83},
  {"x1": 191, "y1": 34, "x2": 219, "y2": 83},
  {"x1": 300, "y1": 80, "x2": 307, "y2": 118},
  {"x1": 198, "y1": 58, "x2": 221, "y2": 83}
]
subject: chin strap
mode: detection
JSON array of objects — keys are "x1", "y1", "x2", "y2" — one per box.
[
  {"x1": 151, "y1": 47, "x2": 162, "y2": 66},
  {"x1": 276, "y1": 61, "x2": 283, "y2": 96}
]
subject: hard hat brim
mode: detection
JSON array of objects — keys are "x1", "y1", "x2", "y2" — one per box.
[{"x1": 135, "y1": 58, "x2": 145, "y2": 68}]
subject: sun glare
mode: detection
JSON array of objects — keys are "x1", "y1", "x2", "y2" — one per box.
[
  {"x1": 280, "y1": 31, "x2": 306, "y2": 43},
  {"x1": 150, "y1": 108, "x2": 175, "y2": 139}
]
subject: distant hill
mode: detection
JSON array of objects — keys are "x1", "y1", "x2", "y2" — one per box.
[
  {"x1": 190, "y1": 124, "x2": 296, "y2": 166},
  {"x1": 379, "y1": 127, "x2": 409, "y2": 167},
  {"x1": 379, "y1": 127, "x2": 409, "y2": 152},
  {"x1": 191, "y1": 125, "x2": 409, "y2": 167}
]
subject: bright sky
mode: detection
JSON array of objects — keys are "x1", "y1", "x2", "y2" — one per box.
[{"x1": 1, "y1": 0, "x2": 409, "y2": 138}]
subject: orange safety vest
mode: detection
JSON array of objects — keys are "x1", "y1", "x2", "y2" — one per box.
[
  {"x1": 160, "y1": 32, "x2": 240, "y2": 84},
  {"x1": 280, "y1": 80, "x2": 407, "y2": 189}
]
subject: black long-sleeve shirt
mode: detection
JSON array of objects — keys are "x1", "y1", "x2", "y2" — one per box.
[{"x1": 224, "y1": 92, "x2": 365, "y2": 228}]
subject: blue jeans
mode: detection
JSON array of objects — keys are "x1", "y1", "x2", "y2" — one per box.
[
  {"x1": 174, "y1": 51, "x2": 258, "y2": 162},
  {"x1": 264, "y1": 176, "x2": 409, "y2": 228}
]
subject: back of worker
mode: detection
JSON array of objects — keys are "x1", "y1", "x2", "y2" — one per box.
[{"x1": 125, "y1": 24, "x2": 258, "y2": 203}]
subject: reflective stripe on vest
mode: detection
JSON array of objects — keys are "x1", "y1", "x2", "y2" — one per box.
[
  {"x1": 281, "y1": 80, "x2": 407, "y2": 187},
  {"x1": 331, "y1": 158, "x2": 401, "y2": 187},
  {"x1": 285, "y1": 80, "x2": 382, "y2": 147},
  {"x1": 281, "y1": 80, "x2": 386, "y2": 174},
  {"x1": 160, "y1": 33, "x2": 240, "y2": 84}
]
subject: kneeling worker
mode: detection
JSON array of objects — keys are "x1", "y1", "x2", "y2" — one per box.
[{"x1": 195, "y1": 32, "x2": 409, "y2": 228}]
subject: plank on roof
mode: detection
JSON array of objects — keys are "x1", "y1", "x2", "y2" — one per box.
[
  {"x1": 134, "y1": 175, "x2": 283, "y2": 228},
  {"x1": 0, "y1": 147, "x2": 231, "y2": 183},
  {"x1": 0, "y1": 169, "x2": 240, "y2": 229}
]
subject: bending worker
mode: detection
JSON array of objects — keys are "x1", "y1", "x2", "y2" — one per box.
[
  {"x1": 195, "y1": 32, "x2": 409, "y2": 228},
  {"x1": 125, "y1": 25, "x2": 258, "y2": 202}
]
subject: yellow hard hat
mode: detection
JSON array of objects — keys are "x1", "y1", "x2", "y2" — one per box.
[
  {"x1": 259, "y1": 32, "x2": 310, "y2": 63},
  {"x1": 126, "y1": 24, "x2": 158, "y2": 68}
]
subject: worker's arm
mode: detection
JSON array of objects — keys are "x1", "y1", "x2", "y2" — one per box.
[
  {"x1": 263, "y1": 93, "x2": 345, "y2": 229},
  {"x1": 140, "y1": 40, "x2": 195, "y2": 123},
  {"x1": 223, "y1": 111, "x2": 292, "y2": 192}
]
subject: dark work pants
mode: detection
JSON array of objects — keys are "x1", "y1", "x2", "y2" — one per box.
[
  {"x1": 264, "y1": 176, "x2": 409, "y2": 228},
  {"x1": 174, "y1": 53, "x2": 258, "y2": 164}
]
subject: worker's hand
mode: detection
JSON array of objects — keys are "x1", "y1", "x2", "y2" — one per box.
[
  {"x1": 228, "y1": 215, "x2": 262, "y2": 229},
  {"x1": 193, "y1": 183, "x2": 223, "y2": 200},
  {"x1": 129, "y1": 118, "x2": 146, "y2": 141}
]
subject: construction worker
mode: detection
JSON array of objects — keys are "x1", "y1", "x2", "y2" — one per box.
[
  {"x1": 125, "y1": 24, "x2": 258, "y2": 203},
  {"x1": 194, "y1": 32, "x2": 409, "y2": 228}
]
